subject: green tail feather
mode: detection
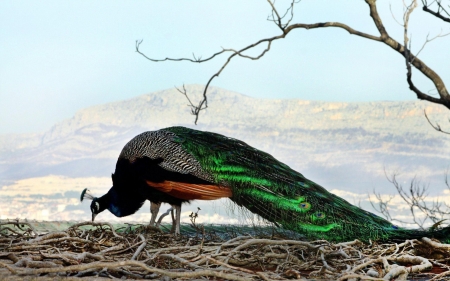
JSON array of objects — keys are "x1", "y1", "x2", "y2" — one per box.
[{"x1": 165, "y1": 127, "x2": 450, "y2": 242}]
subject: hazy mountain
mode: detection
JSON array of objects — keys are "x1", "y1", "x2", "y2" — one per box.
[{"x1": 1, "y1": 84, "x2": 450, "y2": 194}]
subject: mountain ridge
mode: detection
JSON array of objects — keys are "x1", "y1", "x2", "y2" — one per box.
[{"x1": 1, "y1": 85, "x2": 450, "y2": 195}]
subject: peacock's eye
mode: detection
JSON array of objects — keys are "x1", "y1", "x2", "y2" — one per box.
[
  {"x1": 310, "y1": 211, "x2": 326, "y2": 222},
  {"x1": 299, "y1": 202, "x2": 311, "y2": 209},
  {"x1": 297, "y1": 201, "x2": 311, "y2": 212},
  {"x1": 91, "y1": 202, "x2": 100, "y2": 213}
]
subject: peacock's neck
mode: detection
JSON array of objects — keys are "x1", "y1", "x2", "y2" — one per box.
[
  {"x1": 104, "y1": 187, "x2": 123, "y2": 217},
  {"x1": 106, "y1": 185, "x2": 146, "y2": 218}
]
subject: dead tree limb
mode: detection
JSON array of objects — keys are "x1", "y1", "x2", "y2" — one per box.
[
  {"x1": 424, "y1": 109, "x2": 450, "y2": 134},
  {"x1": 1, "y1": 221, "x2": 449, "y2": 280},
  {"x1": 422, "y1": 0, "x2": 450, "y2": 22},
  {"x1": 137, "y1": 0, "x2": 450, "y2": 124},
  {"x1": 371, "y1": 171, "x2": 450, "y2": 229}
]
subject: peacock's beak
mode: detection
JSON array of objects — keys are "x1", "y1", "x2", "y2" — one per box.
[{"x1": 92, "y1": 213, "x2": 97, "y2": 222}]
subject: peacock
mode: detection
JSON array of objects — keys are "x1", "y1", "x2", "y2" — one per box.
[{"x1": 81, "y1": 126, "x2": 450, "y2": 242}]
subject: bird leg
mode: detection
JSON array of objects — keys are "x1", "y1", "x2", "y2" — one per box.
[
  {"x1": 170, "y1": 207, "x2": 176, "y2": 234},
  {"x1": 149, "y1": 202, "x2": 161, "y2": 226},
  {"x1": 150, "y1": 202, "x2": 179, "y2": 234},
  {"x1": 173, "y1": 205, "x2": 181, "y2": 235}
]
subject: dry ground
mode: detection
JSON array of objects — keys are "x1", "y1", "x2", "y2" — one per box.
[{"x1": 1, "y1": 220, "x2": 450, "y2": 280}]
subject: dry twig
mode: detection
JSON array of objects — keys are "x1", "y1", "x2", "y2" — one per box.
[{"x1": 0, "y1": 220, "x2": 449, "y2": 280}]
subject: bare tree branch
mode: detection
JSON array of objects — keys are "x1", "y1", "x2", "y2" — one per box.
[
  {"x1": 266, "y1": 0, "x2": 299, "y2": 30},
  {"x1": 372, "y1": 170, "x2": 450, "y2": 229},
  {"x1": 424, "y1": 109, "x2": 450, "y2": 134},
  {"x1": 368, "y1": 190, "x2": 394, "y2": 221},
  {"x1": 135, "y1": 40, "x2": 228, "y2": 63},
  {"x1": 422, "y1": 0, "x2": 450, "y2": 22},
  {"x1": 138, "y1": 1, "x2": 450, "y2": 124},
  {"x1": 4, "y1": 221, "x2": 450, "y2": 280},
  {"x1": 402, "y1": 0, "x2": 450, "y2": 117},
  {"x1": 414, "y1": 31, "x2": 450, "y2": 60},
  {"x1": 363, "y1": 0, "x2": 450, "y2": 109}
]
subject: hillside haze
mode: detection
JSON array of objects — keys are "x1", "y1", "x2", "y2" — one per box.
[
  {"x1": 2, "y1": 85, "x2": 449, "y2": 189},
  {"x1": 1, "y1": 85, "x2": 450, "y2": 223}
]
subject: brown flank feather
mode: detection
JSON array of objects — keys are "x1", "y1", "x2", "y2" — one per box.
[{"x1": 146, "y1": 180, "x2": 232, "y2": 200}]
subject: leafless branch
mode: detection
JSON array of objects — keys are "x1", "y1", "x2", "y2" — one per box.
[
  {"x1": 131, "y1": 234, "x2": 146, "y2": 260},
  {"x1": 390, "y1": 3, "x2": 404, "y2": 26},
  {"x1": 175, "y1": 84, "x2": 206, "y2": 117},
  {"x1": 138, "y1": 0, "x2": 450, "y2": 124},
  {"x1": 2, "y1": 220, "x2": 450, "y2": 279},
  {"x1": 266, "y1": 0, "x2": 300, "y2": 30},
  {"x1": 422, "y1": 0, "x2": 450, "y2": 22},
  {"x1": 136, "y1": 39, "x2": 228, "y2": 63},
  {"x1": 372, "y1": 170, "x2": 450, "y2": 229},
  {"x1": 403, "y1": 1, "x2": 450, "y2": 122},
  {"x1": 369, "y1": 190, "x2": 394, "y2": 221},
  {"x1": 414, "y1": 31, "x2": 450, "y2": 61},
  {"x1": 0, "y1": 220, "x2": 38, "y2": 237},
  {"x1": 424, "y1": 109, "x2": 450, "y2": 134}
]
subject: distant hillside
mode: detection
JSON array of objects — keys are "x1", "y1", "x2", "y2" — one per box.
[{"x1": 1, "y1": 84, "x2": 450, "y2": 195}]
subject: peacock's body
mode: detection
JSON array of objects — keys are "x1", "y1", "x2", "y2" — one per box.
[{"x1": 82, "y1": 126, "x2": 450, "y2": 242}]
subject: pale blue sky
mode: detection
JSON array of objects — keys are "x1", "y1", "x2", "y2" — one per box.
[{"x1": 1, "y1": 0, "x2": 449, "y2": 134}]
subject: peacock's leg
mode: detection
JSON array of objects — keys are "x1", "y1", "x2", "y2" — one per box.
[
  {"x1": 173, "y1": 205, "x2": 181, "y2": 235},
  {"x1": 170, "y1": 206, "x2": 176, "y2": 233},
  {"x1": 149, "y1": 202, "x2": 161, "y2": 226}
]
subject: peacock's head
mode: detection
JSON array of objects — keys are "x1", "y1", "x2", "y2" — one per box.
[
  {"x1": 80, "y1": 188, "x2": 106, "y2": 222},
  {"x1": 90, "y1": 198, "x2": 102, "y2": 221}
]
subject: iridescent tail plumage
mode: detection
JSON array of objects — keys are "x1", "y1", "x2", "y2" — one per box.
[{"x1": 163, "y1": 127, "x2": 450, "y2": 242}]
